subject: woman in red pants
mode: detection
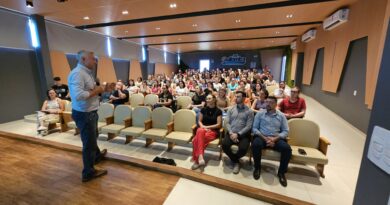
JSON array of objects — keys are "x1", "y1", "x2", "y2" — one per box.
[{"x1": 191, "y1": 94, "x2": 222, "y2": 170}]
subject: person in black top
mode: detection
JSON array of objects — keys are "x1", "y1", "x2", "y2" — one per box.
[
  {"x1": 52, "y1": 77, "x2": 70, "y2": 100},
  {"x1": 156, "y1": 85, "x2": 174, "y2": 108},
  {"x1": 191, "y1": 94, "x2": 222, "y2": 170},
  {"x1": 110, "y1": 81, "x2": 129, "y2": 106}
]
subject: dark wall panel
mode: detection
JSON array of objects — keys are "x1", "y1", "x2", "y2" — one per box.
[
  {"x1": 112, "y1": 59, "x2": 130, "y2": 82},
  {"x1": 181, "y1": 50, "x2": 261, "y2": 70},
  {"x1": 66, "y1": 54, "x2": 78, "y2": 70},
  {"x1": 0, "y1": 48, "x2": 41, "y2": 123},
  {"x1": 301, "y1": 38, "x2": 370, "y2": 133},
  {"x1": 353, "y1": 23, "x2": 390, "y2": 205}
]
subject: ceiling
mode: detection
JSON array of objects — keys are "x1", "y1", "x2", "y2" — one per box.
[{"x1": 0, "y1": 0, "x2": 357, "y2": 53}]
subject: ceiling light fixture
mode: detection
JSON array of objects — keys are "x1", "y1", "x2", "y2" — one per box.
[
  {"x1": 155, "y1": 27, "x2": 161, "y2": 30},
  {"x1": 26, "y1": 0, "x2": 33, "y2": 8},
  {"x1": 83, "y1": 16, "x2": 90, "y2": 20},
  {"x1": 286, "y1": 14, "x2": 293, "y2": 18},
  {"x1": 122, "y1": 10, "x2": 129, "y2": 15},
  {"x1": 125, "y1": 30, "x2": 128, "y2": 33},
  {"x1": 192, "y1": 24, "x2": 197, "y2": 27},
  {"x1": 169, "y1": 3, "x2": 177, "y2": 8},
  {"x1": 235, "y1": 19, "x2": 241, "y2": 23},
  {"x1": 276, "y1": 31, "x2": 280, "y2": 34}
]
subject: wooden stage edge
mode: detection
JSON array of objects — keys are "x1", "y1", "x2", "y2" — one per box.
[{"x1": 0, "y1": 131, "x2": 313, "y2": 205}]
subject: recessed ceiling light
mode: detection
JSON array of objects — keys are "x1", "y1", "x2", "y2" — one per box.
[
  {"x1": 122, "y1": 10, "x2": 129, "y2": 15},
  {"x1": 235, "y1": 19, "x2": 241, "y2": 23},
  {"x1": 169, "y1": 3, "x2": 177, "y2": 8},
  {"x1": 155, "y1": 27, "x2": 161, "y2": 30},
  {"x1": 192, "y1": 24, "x2": 197, "y2": 27},
  {"x1": 178, "y1": 38, "x2": 182, "y2": 41},
  {"x1": 276, "y1": 31, "x2": 280, "y2": 34},
  {"x1": 26, "y1": 0, "x2": 33, "y2": 8},
  {"x1": 83, "y1": 16, "x2": 90, "y2": 20},
  {"x1": 271, "y1": 40, "x2": 274, "y2": 43},
  {"x1": 286, "y1": 14, "x2": 293, "y2": 18},
  {"x1": 125, "y1": 30, "x2": 128, "y2": 33}
]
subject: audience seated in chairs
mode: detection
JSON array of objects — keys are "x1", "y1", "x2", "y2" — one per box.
[
  {"x1": 139, "y1": 81, "x2": 151, "y2": 95},
  {"x1": 191, "y1": 94, "x2": 222, "y2": 170},
  {"x1": 175, "y1": 81, "x2": 189, "y2": 96},
  {"x1": 52, "y1": 76, "x2": 70, "y2": 100},
  {"x1": 274, "y1": 81, "x2": 290, "y2": 99},
  {"x1": 156, "y1": 85, "x2": 174, "y2": 108},
  {"x1": 222, "y1": 91, "x2": 254, "y2": 174},
  {"x1": 37, "y1": 89, "x2": 65, "y2": 136},
  {"x1": 251, "y1": 89, "x2": 269, "y2": 113},
  {"x1": 101, "y1": 82, "x2": 115, "y2": 103},
  {"x1": 126, "y1": 79, "x2": 139, "y2": 95},
  {"x1": 110, "y1": 81, "x2": 129, "y2": 107},
  {"x1": 278, "y1": 86, "x2": 306, "y2": 120},
  {"x1": 216, "y1": 88, "x2": 230, "y2": 112},
  {"x1": 251, "y1": 96, "x2": 291, "y2": 187}
]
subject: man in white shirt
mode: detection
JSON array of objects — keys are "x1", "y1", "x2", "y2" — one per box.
[{"x1": 68, "y1": 50, "x2": 107, "y2": 182}]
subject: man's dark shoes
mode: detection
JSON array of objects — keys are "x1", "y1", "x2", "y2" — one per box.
[
  {"x1": 95, "y1": 149, "x2": 107, "y2": 164},
  {"x1": 82, "y1": 168, "x2": 108, "y2": 182},
  {"x1": 253, "y1": 169, "x2": 261, "y2": 180},
  {"x1": 278, "y1": 173, "x2": 288, "y2": 187}
]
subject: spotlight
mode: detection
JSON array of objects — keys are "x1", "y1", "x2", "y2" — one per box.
[{"x1": 26, "y1": 0, "x2": 33, "y2": 8}]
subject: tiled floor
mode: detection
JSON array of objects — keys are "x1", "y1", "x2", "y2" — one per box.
[{"x1": 0, "y1": 94, "x2": 366, "y2": 205}]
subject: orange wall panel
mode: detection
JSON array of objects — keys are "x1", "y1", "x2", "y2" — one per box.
[
  {"x1": 129, "y1": 59, "x2": 142, "y2": 80},
  {"x1": 97, "y1": 56, "x2": 117, "y2": 84},
  {"x1": 49, "y1": 50, "x2": 71, "y2": 84}
]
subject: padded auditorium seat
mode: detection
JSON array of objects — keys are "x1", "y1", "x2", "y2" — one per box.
[
  {"x1": 165, "y1": 109, "x2": 196, "y2": 151},
  {"x1": 100, "y1": 105, "x2": 132, "y2": 140},
  {"x1": 176, "y1": 96, "x2": 192, "y2": 110},
  {"x1": 141, "y1": 107, "x2": 173, "y2": 147},
  {"x1": 130, "y1": 93, "x2": 144, "y2": 107},
  {"x1": 144, "y1": 94, "x2": 159, "y2": 107},
  {"x1": 120, "y1": 106, "x2": 152, "y2": 144}
]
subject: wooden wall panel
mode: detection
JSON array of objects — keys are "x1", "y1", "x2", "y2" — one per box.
[
  {"x1": 97, "y1": 56, "x2": 117, "y2": 83},
  {"x1": 129, "y1": 59, "x2": 142, "y2": 80},
  {"x1": 49, "y1": 50, "x2": 71, "y2": 84},
  {"x1": 155, "y1": 63, "x2": 178, "y2": 76},
  {"x1": 301, "y1": 0, "x2": 390, "y2": 108}
]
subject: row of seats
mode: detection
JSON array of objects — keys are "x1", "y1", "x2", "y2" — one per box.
[{"x1": 60, "y1": 102, "x2": 330, "y2": 177}]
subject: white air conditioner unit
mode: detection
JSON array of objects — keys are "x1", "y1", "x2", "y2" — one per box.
[
  {"x1": 290, "y1": 41, "x2": 297, "y2": 50},
  {"x1": 301, "y1": 29, "x2": 317, "y2": 43},
  {"x1": 323, "y1": 8, "x2": 349, "y2": 31}
]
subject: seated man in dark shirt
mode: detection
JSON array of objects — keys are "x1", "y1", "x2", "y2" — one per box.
[
  {"x1": 157, "y1": 85, "x2": 174, "y2": 108},
  {"x1": 52, "y1": 77, "x2": 70, "y2": 100},
  {"x1": 110, "y1": 81, "x2": 129, "y2": 106}
]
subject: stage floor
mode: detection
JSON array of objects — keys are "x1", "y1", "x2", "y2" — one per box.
[{"x1": 0, "y1": 94, "x2": 366, "y2": 205}]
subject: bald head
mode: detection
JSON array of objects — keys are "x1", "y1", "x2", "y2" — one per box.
[{"x1": 77, "y1": 50, "x2": 96, "y2": 70}]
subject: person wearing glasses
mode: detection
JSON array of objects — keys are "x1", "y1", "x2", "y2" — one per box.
[{"x1": 278, "y1": 86, "x2": 306, "y2": 119}]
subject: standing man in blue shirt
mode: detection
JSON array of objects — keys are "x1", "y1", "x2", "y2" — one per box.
[
  {"x1": 252, "y1": 96, "x2": 291, "y2": 187},
  {"x1": 68, "y1": 50, "x2": 107, "y2": 182}
]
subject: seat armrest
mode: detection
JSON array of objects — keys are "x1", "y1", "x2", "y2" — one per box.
[
  {"x1": 167, "y1": 122, "x2": 174, "y2": 134},
  {"x1": 144, "y1": 120, "x2": 152, "y2": 130},
  {"x1": 124, "y1": 117, "x2": 132, "y2": 128},
  {"x1": 105, "y1": 116, "x2": 114, "y2": 125},
  {"x1": 319, "y1": 136, "x2": 331, "y2": 155},
  {"x1": 218, "y1": 128, "x2": 224, "y2": 145},
  {"x1": 60, "y1": 111, "x2": 73, "y2": 132}
]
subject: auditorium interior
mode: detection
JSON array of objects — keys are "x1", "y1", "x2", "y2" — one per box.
[{"x1": 0, "y1": 0, "x2": 389, "y2": 205}]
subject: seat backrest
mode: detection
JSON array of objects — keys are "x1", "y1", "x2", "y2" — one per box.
[
  {"x1": 176, "y1": 96, "x2": 192, "y2": 109},
  {"x1": 144, "y1": 94, "x2": 159, "y2": 106},
  {"x1": 130, "y1": 93, "x2": 144, "y2": 107},
  {"x1": 173, "y1": 109, "x2": 196, "y2": 133},
  {"x1": 114, "y1": 105, "x2": 132, "y2": 125},
  {"x1": 132, "y1": 106, "x2": 152, "y2": 127},
  {"x1": 151, "y1": 107, "x2": 173, "y2": 129},
  {"x1": 98, "y1": 103, "x2": 114, "y2": 122},
  {"x1": 266, "y1": 85, "x2": 278, "y2": 96},
  {"x1": 288, "y1": 119, "x2": 320, "y2": 148},
  {"x1": 63, "y1": 100, "x2": 72, "y2": 112}
]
